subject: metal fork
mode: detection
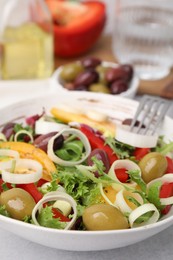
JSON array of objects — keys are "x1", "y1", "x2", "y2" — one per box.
[{"x1": 129, "y1": 95, "x2": 171, "y2": 135}]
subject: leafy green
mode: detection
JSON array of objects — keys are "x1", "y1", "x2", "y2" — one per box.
[
  {"x1": 105, "y1": 136, "x2": 135, "y2": 159},
  {"x1": 147, "y1": 181, "x2": 163, "y2": 209},
  {"x1": 76, "y1": 164, "x2": 115, "y2": 185},
  {"x1": 13, "y1": 123, "x2": 34, "y2": 142},
  {"x1": 135, "y1": 211, "x2": 153, "y2": 224},
  {"x1": 126, "y1": 196, "x2": 141, "y2": 207},
  {"x1": 54, "y1": 165, "x2": 104, "y2": 215},
  {"x1": 76, "y1": 157, "x2": 117, "y2": 185},
  {"x1": 128, "y1": 170, "x2": 147, "y2": 193},
  {"x1": 23, "y1": 215, "x2": 32, "y2": 223},
  {"x1": 0, "y1": 205, "x2": 10, "y2": 217},
  {"x1": 14, "y1": 123, "x2": 33, "y2": 134},
  {"x1": 133, "y1": 190, "x2": 148, "y2": 204},
  {"x1": 37, "y1": 206, "x2": 66, "y2": 229},
  {"x1": 55, "y1": 140, "x2": 84, "y2": 161},
  {"x1": 91, "y1": 156, "x2": 105, "y2": 176},
  {"x1": 155, "y1": 140, "x2": 173, "y2": 156},
  {"x1": 1, "y1": 183, "x2": 10, "y2": 191},
  {"x1": 56, "y1": 166, "x2": 99, "y2": 203}
]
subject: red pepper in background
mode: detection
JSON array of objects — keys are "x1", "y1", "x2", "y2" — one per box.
[
  {"x1": 80, "y1": 126, "x2": 118, "y2": 165},
  {"x1": 114, "y1": 168, "x2": 129, "y2": 183},
  {"x1": 45, "y1": 0, "x2": 106, "y2": 57},
  {"x1": 159, "y1": 182, "x2": 173, "y2": 215},
  {"x1": 17, "y1": 183, "x2": 43, "y2": 203},
  {"x1": 165, "y1": 156, "x2": 173, "y2": 173},
  {"x1": 133, "y1": 148, "x2": 150, "y2": 161}
]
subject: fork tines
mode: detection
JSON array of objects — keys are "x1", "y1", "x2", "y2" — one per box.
[{"x1": 129, "y1": 95, "x2": 171, "y2": 136}]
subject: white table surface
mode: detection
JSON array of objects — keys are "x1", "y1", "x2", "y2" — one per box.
[
  {"x1": 0, "y1": 0, "x2": 173, "y2": 258},
  {"x1": 0, "y1": 225, "x2": 173, "y2": 260}
]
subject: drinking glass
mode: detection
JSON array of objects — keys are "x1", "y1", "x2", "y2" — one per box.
[{"x1": 112, "y1": 0, "x2": 173, "y2": 80}]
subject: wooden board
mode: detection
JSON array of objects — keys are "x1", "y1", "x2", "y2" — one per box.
[{"x1": 54, "y1": 35, "x2": 173, "y2": 99}]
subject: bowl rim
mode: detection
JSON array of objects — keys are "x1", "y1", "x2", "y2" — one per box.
[{"x1": 0, "y1": 208, "x2": 173, "y2": 235}]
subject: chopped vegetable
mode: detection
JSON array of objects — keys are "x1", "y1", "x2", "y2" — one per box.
[
  {"x1": 80, "y1": 125, "x2": 118, "y2": 165},
  {"x1": 0, "y1": 142, "x2": 56, "y2": 181},
  {"x1": 16, "y1": 183, "x2": 43, "y2": 203}
]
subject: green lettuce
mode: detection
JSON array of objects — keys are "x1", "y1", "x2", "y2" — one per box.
[{"x1": 37, "y1": 206, "x2": 66, "y2": 229}]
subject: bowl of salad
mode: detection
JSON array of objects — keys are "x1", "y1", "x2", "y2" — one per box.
[{"x1": 0, "y1": 91, "x2": 173, "y2": 251}]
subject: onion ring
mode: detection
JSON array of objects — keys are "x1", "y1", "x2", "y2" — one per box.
[
  {"x1": 0, "y1": 158, "x2": 42, "y2": 184},
  {"x1": 48, "y1": 128, "x2": 91, "y2": 166},
  {"x1": 32, "y1": 192, "x2": 77, "y2": 230}
]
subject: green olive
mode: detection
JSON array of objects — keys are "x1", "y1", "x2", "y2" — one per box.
[
  {"x1": 60, "y1": 63, "x2": 84, "y2": 82},
  {"x1": 89, "y1": 83, "x2": 110, "y2": 94},
  {"x1": 0, "y1": 188, "x2": 36, "y2": 220},
  {"x1": 82, "y1": 204, "x2": 129, "y2": 230},
  {"x1": 96, "y1": 65, "x2": 109, "y2": 85},
  {"x1": 96, "y1": 65, "x2": 109, "y2": 84},
  {"x1": 138, "y1": 152, "x2": 167, "y2": 183}
]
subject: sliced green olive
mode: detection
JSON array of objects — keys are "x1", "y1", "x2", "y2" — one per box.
[
  {"x1": 138, "y1": 152, "x2": 167, "y2": 183},
  {"x1": 82, "y1": 204, "x2": 129, "y2": 230},
  {"x1": 60, "y1": 63, "x2": 84, "y2": 82},
  {"x1": 0, "y1": 188, "x2": 36, "y2": 220}
]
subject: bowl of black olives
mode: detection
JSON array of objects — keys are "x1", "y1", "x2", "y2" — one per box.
[{"x1": 51, "y1": 57, "x2": 139, "y2": 98}]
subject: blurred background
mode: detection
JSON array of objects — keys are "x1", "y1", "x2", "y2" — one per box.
[{"x1": 0, "y1": 0, "x2": 114, "y2": 34}]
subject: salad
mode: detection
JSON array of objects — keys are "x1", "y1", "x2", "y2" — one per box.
[{"x1": 0, "y1": 106, "x2": 173, "y2": 231}]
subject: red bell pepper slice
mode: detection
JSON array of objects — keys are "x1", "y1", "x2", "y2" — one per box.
[
  {"x1": 159, "y1": 182, "x2": 173, "y2": 215},
  {"x1": 133, "y1": 148, "x2": 150, "y2": 161},
  {"x1": 17, "y1": 183, "x2": 43, "y2": 203},
  {"x1": 52, "y1": 208, "x2": 70, "y2": 222},
  {"x1": 36, "y1": 178, "x2": 48, "y2": 188},
  {"x1": 80, "y1": 126, "x2": 118, "y2": 165},
  {"x1": 114, "y1": 168, "x2": 129, "y2": 183},
  {"x1": 165, "y1": 156, "x2": 173, "y2": 173},
  {"x1": 46, "y1": 0, "x2": 106, "y2": 57}
]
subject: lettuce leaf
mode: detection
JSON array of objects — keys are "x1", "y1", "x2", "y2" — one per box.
[
  {"x1": 128, "y1": 170, "x2": 147, "y2": 193},
  {"x1": 155, "y1": 136, "x2": 173, "y2": 155},
  {"x1": 37, "y1": 206, "x2": 66, "y2": 229},
  {"x1": 147, "y1": 181, "x2": 163, "y2": 210},
  {"x1": 0, "y1": 205, "x2": 10, "y2": 217},
  {"x1": 105, "y1": 136, "x2": 135, "y2": 159},
  {"x1": 54, "y1": 165, "x2": 103, "y2": 215}
]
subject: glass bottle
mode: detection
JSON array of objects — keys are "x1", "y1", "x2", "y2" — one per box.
[{"x1": 0, "y1": 0, "x2": 54, "y2": 80}]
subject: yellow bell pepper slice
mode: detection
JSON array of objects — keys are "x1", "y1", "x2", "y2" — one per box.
[
  {"x1": 0, "y1": 142, "x2": 56, "y2": 181},
  {"x1": 103, "y1": 186, "x2": 117, "y2": 204},
  {"x1": 50, "y1": 107, "x2": 115, "y2": 135}
]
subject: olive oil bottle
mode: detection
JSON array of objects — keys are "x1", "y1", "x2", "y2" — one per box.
[{"x1": 0, "y1": 0, "x2": 54, "y2": 80}]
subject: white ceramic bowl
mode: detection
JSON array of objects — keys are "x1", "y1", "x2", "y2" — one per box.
[
  {"x1": 0, "y1": 92, "x2": 173, "y2": 252},
  {"x1": 51, "y1": 62, "x2": 139, "y2": 99}
]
